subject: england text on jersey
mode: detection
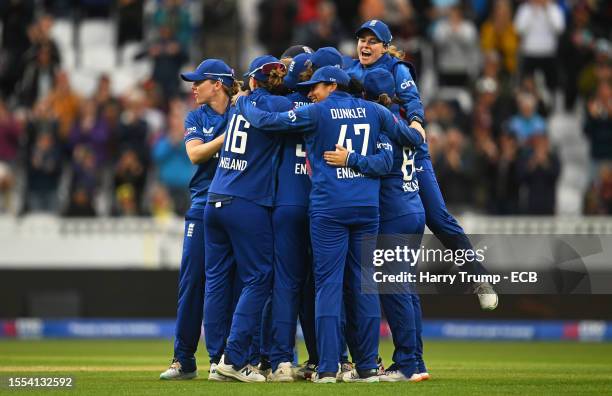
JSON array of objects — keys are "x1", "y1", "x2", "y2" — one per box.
[
  {"x1": 336, "y1": 167, "x2": 365, "y2": 179},
  {"x1": 219, "y1": 156, "x2": 247, "y2": 171}
]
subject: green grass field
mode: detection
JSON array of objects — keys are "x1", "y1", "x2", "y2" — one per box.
[{"x1": 1, "y1": 339, "x2": 611, "y2": 395}]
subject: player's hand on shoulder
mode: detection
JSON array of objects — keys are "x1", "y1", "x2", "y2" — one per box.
[
  {"x1": 410, "y1": 120, "x2": 426, "y2": 141},
  {"x1": 231, "y1": 89, "x2": 250, "y2": 106},
  {"x1": 324, "y1": 144, "x2": 349, "y2": 167}
]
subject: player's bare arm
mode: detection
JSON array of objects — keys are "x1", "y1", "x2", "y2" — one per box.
[{"x1": 186, "y1": 134, "x2": 225, "y2": 164}]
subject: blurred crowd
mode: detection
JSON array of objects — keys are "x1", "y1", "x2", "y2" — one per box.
[{"x1": 0, "y1": 0, "x2": 610, "y2": 218}]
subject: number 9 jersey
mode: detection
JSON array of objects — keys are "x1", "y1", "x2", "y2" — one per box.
[{"x1": 208, "y1": 88, "x2": 294, "y2": 206}]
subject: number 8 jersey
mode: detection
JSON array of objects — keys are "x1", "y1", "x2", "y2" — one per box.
[{"x1": 208, "y1": 88, "x2": 294, "y2": 207}]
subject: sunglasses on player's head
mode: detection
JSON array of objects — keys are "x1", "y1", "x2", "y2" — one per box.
[{"x1": 249, "y1": 62, "x2": 286, "y2": 76}]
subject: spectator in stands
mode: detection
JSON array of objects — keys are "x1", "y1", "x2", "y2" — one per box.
[
  {"x1": 25, "y1": 130, "x2": 62, "y2": 213},
  {"x1": 578, "y1": 39, "x2": 611, "y2": 100},
  {"x1": 516, "y1": 73, "x2": 552, "y2": 118},
  {"x1": 480, "y1": 0, "x2": 519, "y2": 77},
  {"x1": 294, "y1": 1, "x2": 346, "y2": 50},
  {"x1": 426, "y1": 97, "x2": 469, "y2": 132},
  {"x1": 434, "y1": 127, "x2": 475, "y2": 212},
  {"x1": 93, "y1": 74, "x2": 119, "y2": 117},
  {"x1": 432, "y1": 5, "x2": 479, "y2": 87},
  {"x1": 15, "y1": 17, "x2": 61, "y2": 108},
  {"x1": 558, "y1": 3, "x2": 597, "y2": 111},
  {"x1": 584, "y1": 81, "x2": 612, "y2": 174},
  {"x1": 520, "y1": 134, "x2": 560, "y2": 214},
  {"x1": 151, "y1": 113, "x2": 194, "y2": 216},
  {"x1": 0, "y1": 0, "x2": 35, "y2": 98},
  {"x1": 472, "y1": 74, "x2": 512, "y2": 138},
  {"x1": 116, "y1": 88, "x2": 149, "y2": 164},
  {"x1": 69, "y1": 98, "x2": 110, "y2": 167},
  {"x1": 591, "y1": 163, "x2": 612, "y2": 214},
  {"x1": 152, "y1": 0, "x2": 192, "y2": 51},
  {"x1": 68, "y1": 144, "x2": 99, "y2": 210},
  {"x1": 45, "y1": 70, "x2": 81, "y2": 140},
  {"x1": 257, "y1": 0, "x2": 297, "y2": 57},
  {"x1": 113, "y1": 148, "x2": 146, "y2": 215},
  {"x1": 0, "y1": 100, "x2": 22, "y2": 212},
  {"x1": 200, "y1": 0, "x2": 240, "y2": 68},
  {"x1": 514, "y1": 0, "x2": 565, "y2": 93},
  {"x1": 112, "y1": 183, "x2": 142, "y2": 216},
  {"x1": 148, "y1": 25, "x2": 188, "y2": 100},
  {"x1": 140, "y1": 79, "x2": 165, "y2": 137},
  {"x1": 508, "y1": 92, "x2": 546, "y2": 144},
  {"x1": 486, "y1": 132, "x2": 521, "y2": 215}
]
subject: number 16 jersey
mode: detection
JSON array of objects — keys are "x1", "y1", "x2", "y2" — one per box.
[{"x1": 208, "y1": 88, "x2": 293, "y2": 207}]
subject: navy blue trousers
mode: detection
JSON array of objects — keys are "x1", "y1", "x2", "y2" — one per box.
[
  {"x1": 379, "y1": 212, "x2": 425, "y2": 376},
  {"x1": 173, "y1": 208, "x2": 205, "y2": 372},
  {"x1": 416, "y1": 159, "x2": 486, "y2": 278},
  {"x1": 269, "y1": 205, "x2": 311, "y2": 370},
  {"x1": 204, "y1": 197, "x2": 274, "y2": 368},
  {"x1": 310, "y1": 207, "x2": 380, "y2": 374}
]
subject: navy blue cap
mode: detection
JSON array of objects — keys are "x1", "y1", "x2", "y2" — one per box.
[
  {"x1": 363, "y1": 68, "x2": 395, "y2": 100},
  {"x1": 180, "y1": 59, "x2": 235, "y2": 86},
  {"x1": 310, "y1": 47, "x2": 343, "y2": 69},
  {"x1": 296, "y1": 66, "x2": 350, "y2": 90},
  {"x1": 284, "y1": 53, "x2": 313, "y2": 90},
  {"x1": 244, "y1": 55, "x2": 286, "y2": 82},
  {"x1": 356, "y1": 19, "x2": 392, "y2": 45},
  {"x1": 281, "y1": 45, "x2": 314, "y2": 60}
]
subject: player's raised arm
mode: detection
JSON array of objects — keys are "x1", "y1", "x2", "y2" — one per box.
[
  {"x1": 324, "y1": 134, "x2": 393, "y2": 176},
  {"x1": 374, "y1": 102, "x2": 425, "y2": 147},
  {"x1": 235, "y1": 96, "x2": 316, "y2": 133},
  {"x1": 393, "y1": 62, "x2": 425, "y2": 125}
]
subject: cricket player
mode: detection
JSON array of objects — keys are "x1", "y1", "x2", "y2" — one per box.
[
  {"x1": 160, "y1": 59, "x2": 238, "y2": 381},
  {"x1": 209, "y1": 55, "x2": 293, "y2": 383}
]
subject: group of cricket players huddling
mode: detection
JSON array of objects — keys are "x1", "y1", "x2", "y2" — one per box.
[{"x1": 159, "y1": 19, "x2": 498, "y2": 384}]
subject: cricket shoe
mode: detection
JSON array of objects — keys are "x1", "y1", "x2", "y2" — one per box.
[
  {"x1": 340, "y1": 368, "x2": 379, "y2": 383},
  {"x1": 473, "y1": 281, "x2": 498, "y2": 310},
  {"x1": 258, "y1": 358, "x2": 272, "y2": 379},
  {"x1": 312, "y1": 372, "x2": 337, "y2": 383},
  {"x1": 376, "y1": 356, "x2": 385, "y2": 375},
  {"x1": 295, "y1": 360, "x2": 317, "y2": 380},
  {"x1": 419, "y1": 372, "x2": 431, "y2": 381},
  {"x1": 379, "y1": 364, "x2": 422, "y2": 382},
  {"x1": 208, "y1": 362, "x2": 234, "y2": 382},
  {"x1": 270, "y1": 362, "x2": 295, "y2": 382},
  {"x1": 215, "y1": 355, "x2": 266, "y2": 382},
  {"x1": 336, "y1": 361, "x2": 353, "y2": 381},
  {"x1": 159, "y1": 358, "x2": 197, "y2": 380}
]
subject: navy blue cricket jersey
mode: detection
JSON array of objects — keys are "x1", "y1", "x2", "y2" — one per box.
[
  {"x1": 275, "y1": 91, "x2": 312, "y2": 207},
  {"x1": 350, "y1": 103, "x2": 424, "y2": 221},
  {"x1": 183, "y1": 104, "x2": 230, "y2": 209},
  {"x1": 236, "y1": 91, "x2": 424, "y2": 212},
  {"x1": 344, "y1": 54, "x2": 424, "y2": 123},
  {"x1": 208, "y1": 88, "x2": 293, "y2": 207}
]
